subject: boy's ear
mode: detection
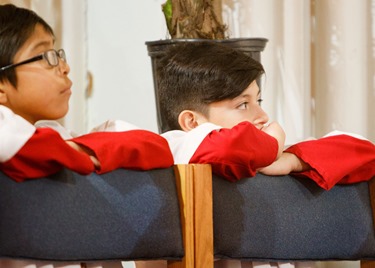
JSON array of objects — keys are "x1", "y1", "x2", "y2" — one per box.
[
  {"x1": 178, "y1": 110, "x2": 207, "y2": 131},
  {"x1": 0, "y1": 87, "x2": 8, "y2": 105}
]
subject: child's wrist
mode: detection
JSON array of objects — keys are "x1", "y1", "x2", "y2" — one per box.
[{"x1": 287, "y1": 153, "x2": 310, "y2": 172}]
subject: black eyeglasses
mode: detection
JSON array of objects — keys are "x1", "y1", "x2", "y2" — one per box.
[{"x1": 0, "y1": 49, "x2": 66, "y2": 72}]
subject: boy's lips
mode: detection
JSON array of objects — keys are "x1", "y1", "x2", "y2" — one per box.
[
  {"x1": 61, "y1": 88, "x2": 72, "y2": 95},
  {"x1": 60, "y1": 86, "x2": 72, "y2": 94},
  {"x1": 61, "y1": 81, "x2": 73, "y2": 94}
]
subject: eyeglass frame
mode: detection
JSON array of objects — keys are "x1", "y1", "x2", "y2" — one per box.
[{"x1": 0, "y1": 49, "x2": 66, "y2": 72}]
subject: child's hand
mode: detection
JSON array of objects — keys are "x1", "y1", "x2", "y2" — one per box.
[
  {"x1": 258, "y1": 152, "x2": 310, "y2": 176},
  {"x1": 66, "y1": 141, "x2": 101, "y2": 169},
  {"x1": 261, "y1": 122, "x2": 286, "y2": 159}
]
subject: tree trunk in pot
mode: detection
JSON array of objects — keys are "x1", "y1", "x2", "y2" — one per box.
[{"x1": 164, "y1": 0, "x2": 227, "y2": 39}]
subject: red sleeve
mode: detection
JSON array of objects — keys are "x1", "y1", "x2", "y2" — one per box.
[
  {"x1": 71, "y1": 130, "x2": 174, "y2": 173},
  {"x1": 0, "y1": 128, "x2": 95, "y2": 182},
  {"x1": 190, "y1": 121, "x2": 278, "y2": 182},
  {"x1": 285, "y1": 135, "x2": 375, "y2": 190}
]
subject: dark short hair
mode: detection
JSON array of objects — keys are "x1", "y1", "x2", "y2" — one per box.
[
  {"x1": 157, "y1": 42, "x2": 265, "y2": 131},
  {"x1": 0, "y1": 4, "x2": 54, "y2": 87}
]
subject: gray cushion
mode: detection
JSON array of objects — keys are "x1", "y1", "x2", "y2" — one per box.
[
  {"x1": 213, "y1": 174, "x2": 375, "y2": 262},
  {"x1": 0, "y1": 168, "x2": 183, "y2": 262}
]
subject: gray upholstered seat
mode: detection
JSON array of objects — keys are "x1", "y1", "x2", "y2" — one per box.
[
  {"x1": 1, "y1": 168, "x2": 374, "y2": 264},
  {"x1": 0, "y1": 168, "x2": 183, "y2": 262},
  {"x1": 213, "y1": 174, "x2": 375, "y2": 262}
]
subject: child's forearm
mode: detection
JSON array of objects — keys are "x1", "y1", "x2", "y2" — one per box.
[
  {"x1": 190, "y1": 121, "x2": 279, "y2": 181},
  {"x1": 258, "y1": 152, "x2": 310, "y2": 176},
  {"x1": 66, "y1": 141, "x2": 101, "y2": 169},
  {"x1": 284, "y1": 134, "x2": 375, "y2": 190},
  {"x1": 0, "y1": 128, "x2": 95, "y2": 182},
  {"x1": 70, "y1": 130, "x2": 174, "y2": 173}
]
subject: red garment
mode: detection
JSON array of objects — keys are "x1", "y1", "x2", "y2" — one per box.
[
  {"x1": 0, "y1": 128, "x2": 94, "y2": 182},
  {"x1": 1, "y1": 128, "x2": 174, "y2": 182},
  {"x1": 285, "y1": 135, "x2": 375, "y2": 190},
  {"x1": 190, "y1": 121, "x2": 278, "y2": 182},
  {"x1": 182, "y1": 121, "x2": 375, "y2": 189},
  {"x1": 71, "y1": 130, "x2": 174, "y2": 173}
]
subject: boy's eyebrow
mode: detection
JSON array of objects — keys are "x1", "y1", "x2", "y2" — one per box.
[
  {"x1": 29, "y1": 39, "x2": 55, "y2": 53},
  {"x1": 238, "y1": 90, "x2": 261, "y2": 99},
  {"x1": 235, "y1": 94, "x2": 250, "y2": 100}
]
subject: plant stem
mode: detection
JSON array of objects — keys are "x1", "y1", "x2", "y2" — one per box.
[{"x1": 164, "y1": 0, "x2": 227, "y2": 39}]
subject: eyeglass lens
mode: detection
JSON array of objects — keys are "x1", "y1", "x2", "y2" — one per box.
[{"x1": 45, "y1": 49, "x2": 66, "y2": 66}]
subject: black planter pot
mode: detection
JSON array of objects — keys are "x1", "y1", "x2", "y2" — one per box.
[{"x1": 146, "y1": 38, "x2": 268, "y2": 133}]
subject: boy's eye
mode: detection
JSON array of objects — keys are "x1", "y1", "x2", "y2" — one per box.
[
  {"x1": 237, "y1": 102, "x2": 248, "y2": 110},
  {"x1": 257, "y1": 98, "x2": 263, "y2": 105}
]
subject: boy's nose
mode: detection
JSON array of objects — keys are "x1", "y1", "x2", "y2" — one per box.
[
  {"x1": 253, "y1": 106, "x2": 269, "y2": 129},
  {"x1": 59, "y1": 59, "x2": 70, "y2": 75}
]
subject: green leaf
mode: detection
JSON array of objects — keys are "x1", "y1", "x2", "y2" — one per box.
[{"x1": 162, "y1": 0, "x2": 173, "y2": 32}]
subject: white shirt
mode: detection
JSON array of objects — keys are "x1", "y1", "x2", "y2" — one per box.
[
  {"x1": 161, "y1": 122, "x2": 221, "y2": 164},
  {"x1": 0, "y1": 106, "x2": 35, "y2": 162}
]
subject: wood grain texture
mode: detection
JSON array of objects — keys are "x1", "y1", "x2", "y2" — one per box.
[{"x1": 168, "y1": 164, "x2": 213, "y2": 268}]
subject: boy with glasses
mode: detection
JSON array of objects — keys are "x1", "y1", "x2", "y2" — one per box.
[
  {"x1": 0, "y1": 5, "x2": 172, "y2": 267},
  {"x1": 0, "y1": 4, "x2": 173, "y2": 183}
]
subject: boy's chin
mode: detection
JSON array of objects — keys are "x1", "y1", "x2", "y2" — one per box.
[{"x1": 46, "y1": 109, "x2": 69, "y2": 121}]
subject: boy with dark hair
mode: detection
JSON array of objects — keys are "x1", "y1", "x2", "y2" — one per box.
[
  {"x1": 157, "y1": 42, "x2": 375, "y2": 268},
  {"x1": 158, "y1": 41, "x2": 375, "y2": 191},
  {"x1": 158, "y1": 41, "x2": 287, "y2": 183},
  {"x1": 0, "y1": 4, "x2": 173, "y2": 183},
  {"x1": 0, "y1": 4, "x2": 172, "y2": 267}
]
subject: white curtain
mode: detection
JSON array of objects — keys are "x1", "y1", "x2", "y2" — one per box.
[
  {"x1": 0, "y1": 0, "x2": 62, "y2": 36},
  {"x1": 223, "y1": 0, "x2": 375, "y2": 144}
]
